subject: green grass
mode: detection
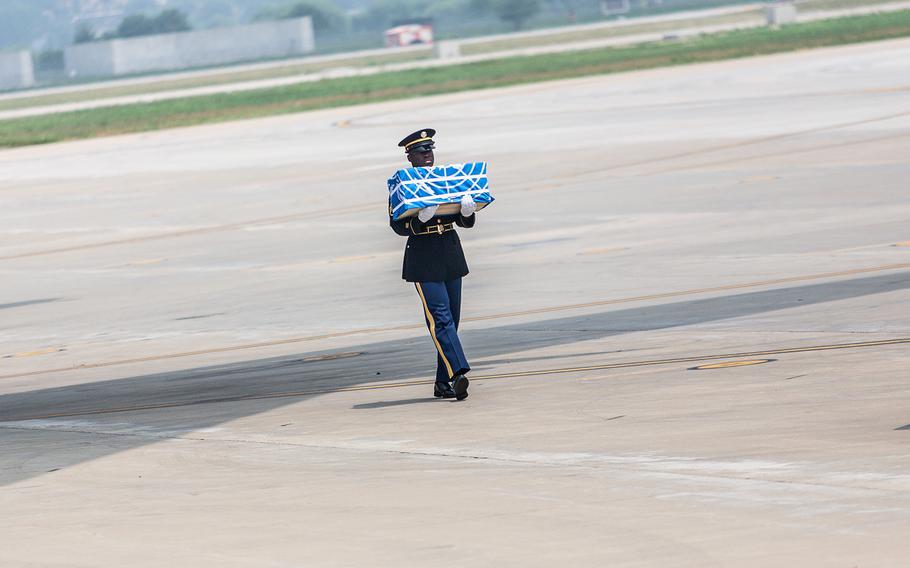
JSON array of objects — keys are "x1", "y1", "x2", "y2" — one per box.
[
  {"x1": 1, "y1": 10, "x2": 908, "y2": 148},
  {"x1": 799, "y1": 0, "x2": 906, "y2": 11},
  {"x1": 460, "y1": 10, "x2": 765, "y2": 55}
]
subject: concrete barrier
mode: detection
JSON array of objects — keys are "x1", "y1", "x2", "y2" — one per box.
[
  {"x1": 434, "y1": 41, "x2": 462, "y2": 59},
  {"x1": 0, "y1": 51, "x2": 35, "y2": 91},
  {"x1": 766, "y1": 2, "x2": 798, "y2": 26},
  {"x1": 65, "y1": 17, "x2": 314, "y2": 78}
]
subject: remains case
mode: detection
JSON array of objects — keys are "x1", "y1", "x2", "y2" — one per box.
[{"x1": 388, "y1": 162, "x2": 493, "y2": 221}]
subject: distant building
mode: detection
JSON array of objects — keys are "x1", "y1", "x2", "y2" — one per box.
[
  {"x1": 600, "y1": 0, "x2": 630, "y2": 16},
  {"x1": 65, "y1": 16, "x2": 315, "y2": 78},
  {"x1": 601, "y1": 0, "x2": 663, "y2": 16}
]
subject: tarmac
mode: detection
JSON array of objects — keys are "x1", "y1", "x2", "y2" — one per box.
[{"x1": 1, "y1": 38, "x2": 909, "y2": 566}]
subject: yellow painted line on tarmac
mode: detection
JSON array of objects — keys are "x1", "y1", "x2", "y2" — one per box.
[
  {"x1": 124, "y1": 258, "x2": 166, "y2": 267},
  {"x1": 2, "y1": 261, "x2": 909, "y2": 381},
  {"x1": 652, "y1": 131, "x2": 910, "y2": 175},
  {"x1": 621, "y1": 110, "x2": 910, "y2": 176},
  {"x1": 738, "y1": 175, "x2": 778, "y2": 184},
  {"x1": 0, "y1": 203, "x2": 376, "y2": 261},
  {"x1": 2, "y1": 347, "x2": 64, "y2": 359},
  {"x1": 302, "y1": 351, "x2": 362, "y2": 363},
  {"x1": 470, "y1": 338, "x2": 907, "y2": 381},
  {"x1": 0, "y1": 326, "x2": 411, "y2": 381},
  {"x1": 863, "y1": 86, "x2": 910, "y2": 94},
  {"x1": 577, "y1": 247, "x2": 627, "y2": 256},
  {"x1": 690, "y1": 359, "x2": 774, "y2": 370},
  {"x1": 330, "y1": 255, "x2": 374, "y2": 264},
  {"x1": 5, "y1": 337, "x2": 907, "y2": 422},
  {"x1": 464, "y1": 261, "x2": 910, "y2": 322}
]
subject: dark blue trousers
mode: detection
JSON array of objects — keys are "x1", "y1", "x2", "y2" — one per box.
[{"x1": 415, "y1": 279, "x2": 470, "y2": 383}]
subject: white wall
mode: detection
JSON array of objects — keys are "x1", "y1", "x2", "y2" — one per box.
[
  {"x1": 0, "y1": 51, "x2": 35, "y2": 91},
  {"x1": 64, "y1": 42, "x2": 116, "y2": 78},
  {"x1": 65, "y1": 17, "x2": 314, "y2": 78}
]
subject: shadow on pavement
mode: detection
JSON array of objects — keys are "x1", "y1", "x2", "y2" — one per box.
[
  {"x1": 0, "y1": 298, "x2": 62, "y2": 312},
  {"x1": 352, "y1": 398, "x2": 446, "y2": 409},
  {"x1": 1, "y1": 270, "x2": 907, "y2": 485}
]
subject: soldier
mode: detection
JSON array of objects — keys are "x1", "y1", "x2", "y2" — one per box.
[{"x1": 389, "y1": 128, "x2": 477, "y2": 401}]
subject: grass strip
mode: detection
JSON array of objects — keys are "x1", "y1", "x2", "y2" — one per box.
[
  {"x1": 800, "y1": 0, "x2": 908, "y2": 10},
  {"x1": 459, "y1": 10, "x2": 763, "y2": 55},
  {"x1": 1, "y1": 10, "x2": 908, "y2": 148}
]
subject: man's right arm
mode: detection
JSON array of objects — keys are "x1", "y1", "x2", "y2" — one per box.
[
  {"x1": 390, "y1": 204, "x2": 436, "y2": 236},
  {"x1": 390, "y1": 208, "x2": 431, "y2": 236}
]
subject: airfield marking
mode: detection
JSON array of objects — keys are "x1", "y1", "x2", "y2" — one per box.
[
  {"x1": 329, "y1": 255, "x2": 374, "y2": 264},
  {"x1": 301, "y1": 352, "x2": 362, "y2": 363},
  {"x1": 738, "y1": 175, "x2": 778, "y2": 184},
  {"x1": 0, "y1": 203, "x2": 376, "y2": 261},
  {"x1": 651, "y1": 131, "x2": 910, "y2": 175},
  {"x1": 123, "y1": 258, "x2": 166, "y2": 267},
  {"x1": 462, "y1": 262, "x2": 910, "y2": 322},
  {"x1": 3, "y1": 338, "x2": 907, "y2": 422},
  {"x1": 577, "y1": 247, "x2": 628, "y2": 256},
  {"x1": 1, "y1": 348, "x2": 65, "y2": 360},
  {"x1": 689, "y1": 359, "x2": 775, "y2": 370},
  {"x1": 471, "y1": 339, "x2": 905, "y2": 381},
  {"x1": 558, "y1": 108, "x2": 910, "y2": 180},
  {"x1": 1, "y1": 262, "x2": 908, "y2": 381}
]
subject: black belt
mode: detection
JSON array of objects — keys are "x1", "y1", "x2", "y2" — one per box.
[{"x1": 414, "y1": 222, "x2": 454, "y2": 236}]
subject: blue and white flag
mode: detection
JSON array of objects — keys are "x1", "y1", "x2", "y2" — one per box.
[{"x1": 388, "y1": 162, "x2": 494, "y2": 221}]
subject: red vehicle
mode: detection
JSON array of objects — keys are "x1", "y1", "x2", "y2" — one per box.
[{"x1": 384, "y1": 23, "x2": 434, "y2": 47}]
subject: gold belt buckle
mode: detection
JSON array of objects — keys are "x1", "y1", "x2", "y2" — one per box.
[{"x1": 418, "y1": 223, "x2": 449, "y2": 235}]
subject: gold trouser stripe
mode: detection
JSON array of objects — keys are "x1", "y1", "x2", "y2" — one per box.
[{"x1": 415, "y1": 283, "x2": 454, "y2": 378}]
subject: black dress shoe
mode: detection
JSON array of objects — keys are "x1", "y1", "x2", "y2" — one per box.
[
  {"x1": 434, "y1": 382, "x2": 455, "y2": 399},
  {"x1": 453, "y1": 374, "x2": 469, "y2": 401}
]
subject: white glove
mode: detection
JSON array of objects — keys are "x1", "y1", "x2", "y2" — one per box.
[
  {"x1": 460, "y1": 195, "x2": 477, "y2": 217},
  {"x1": 417, "y1": 205, "x2": 438, "y2": 223}
]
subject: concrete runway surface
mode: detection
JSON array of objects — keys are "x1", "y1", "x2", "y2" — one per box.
[{"x1": 1, "y1": 38, "x2": 909, "y2": 567}]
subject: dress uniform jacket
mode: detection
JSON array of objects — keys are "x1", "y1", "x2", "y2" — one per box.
[{"x1": 389, "y1": 208, "x2": 476, "y2": 282}]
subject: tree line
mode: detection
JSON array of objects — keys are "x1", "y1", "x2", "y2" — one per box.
[
  {"x1": 259, "y1": 0, "x2": 556, "y2": 33},
  {"x1": 74, "y1": 0, "x2": 582, "y2": 45},
  {"x1": 75, "y1": 9, "x2": 192, "y2": 43}
]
